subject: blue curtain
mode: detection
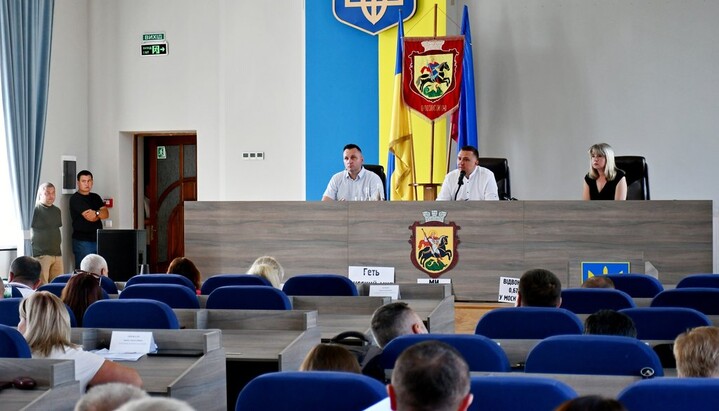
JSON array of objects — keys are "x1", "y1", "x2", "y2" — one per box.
[{"x1": 0, "y1": 0, "x2": 54, "y2": 255}]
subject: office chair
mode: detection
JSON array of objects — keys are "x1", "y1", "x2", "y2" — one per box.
[
  {"x1": 120, "y1": 284, "x2": 200, "y2": 309},
  {"x1": 560, "y1": 288, "x2": 635, "y2": 314},
  {"x1": 618, "y1": 378, "x2": 719, "y2": 411},
  {"x1": 475, "y1": 307, "x2": 583, "y2": 339},
  {"x1": 38, "y1": 283, "x2": 109, "y2": 300},
  {"x1": 83, "y1": 299, "x2": 180, "y2": 329},
  {"x1": 206, "y1": 286, "x2": 292, "y2": 310},
  {"x1": 0, "y1": 298, "x2": 21, "y2": 327},
  {"x1": 651, "y1": 288, "x2": 719, "y2": 315},
  {"x1": 619, "y1": 307, "x2": 711, "y2": 340},
  {"x1": 478, "y1": 157, "x2": 512, "y2": 200},
  {"x1": 200, "y1": 274, "x2": 272, "y2": 295},
  {"x1": 379, "y1": 334, "x2": 511, "y2": 372},
  {"x1": 52, "y1": 273, "x2": 119, "y2": 294},
  {"x1": 605, "y1": 273, "x2": 664, "y2": 298},
  {"x1": 363, "y1": 164, "x2": 386, "y2": 199},
  {"x1": 125, "y1": 273, "x2": 196, "y2": 291},
  {"x1": 282, "y1": 274, "x2": 358, "y2": 297},
  {"x1": 615, "y1": 155, "x2": 650, "y2": 200},
  {"x1": 235, "y1": 371, "x2": 387, "y2": 411},
  {"x1": 676, "y1": 273, "x2": 719, "y2": 289},
  {"x1": 525, "y1": 334, "x2": 663, "y2": 377},
  {"x1": 0, "y1": 324, "x2": 32, "y2": 358},
  {"x1": 469, "y1": 376, "x2": 577, "y2": 411}
]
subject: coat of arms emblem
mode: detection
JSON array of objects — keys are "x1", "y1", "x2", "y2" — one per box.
[{"x1": 409, "y1": 210, "x2": 460, "y2": 278}]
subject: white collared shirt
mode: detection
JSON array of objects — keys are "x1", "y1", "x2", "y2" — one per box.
[
  {"x1": 437, "y1": 167, "x2": 499, "y2": 201},
  {"x1": 323, "y1": 167, "x2": 385, "y2": 201}
]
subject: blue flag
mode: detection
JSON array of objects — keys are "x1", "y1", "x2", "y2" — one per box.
[{"x1": 451, "y1": 5, "x2": 478, "y2": 151}]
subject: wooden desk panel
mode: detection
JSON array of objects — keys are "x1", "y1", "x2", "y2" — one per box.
[
  {"x1": 186, "y1": 201, "x2": 712, "y2": 302},
  {"x1": 0, "y1": 359, "x2": 79, "y2": 411},
  {"x1": 473, "y1": 372, "x2": 641, "y2": 398}
]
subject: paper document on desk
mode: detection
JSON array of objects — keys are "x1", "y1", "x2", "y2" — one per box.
[
  {"x1": 93, "y1": 349, "x2": 145, "y2": 362},
  {"x1": 92, "y1": 331, "x2": 158, "y2": 361}
]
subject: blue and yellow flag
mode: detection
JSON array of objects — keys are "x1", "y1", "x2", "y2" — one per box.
[{"x1": 450, "y1": 5, "x2": 478, "y2": 151}]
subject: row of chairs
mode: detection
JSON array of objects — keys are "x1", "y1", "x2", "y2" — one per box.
[
  {"x1": 235, "y1": 371, "x2": 719, "y2": 411},
  {"x1": 558, "y1": 287, "x2": 719, "y2": 315},
  {"x1": 602, "y1": 273, "x2": 719, "y2": 298}
]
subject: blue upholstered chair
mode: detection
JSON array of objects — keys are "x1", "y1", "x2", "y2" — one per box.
[
  {"x1": 0, "y1": 298, "x2": 21, "y2": 327},
  {"x1": 618, "y1": 378, "x2": 719, "y2": 411},
  {"x1": 83, "y1": 299, "x2": 180, "y2": 329},
  {"x1": 52, "y1": 273, "x2": 119, "y2": 294},
  {"x1": 235, "y1": 371, "x2": 387, "y2": 411},
  {"x1": 282, "y1": 274, "x2": 358, "y2": 296},
  {"x1": 525, "y1": 334, "x2": 663, "y2": 377},
  {"x1": 125, "y1": 274, "x2": 195, "y2": 292},
  {"x1": 651, "y1": 288, "x2": 719, "y2": 315},
  {"x1": 560, "y1": 288, "x2": 635, "y2": 314},
  {"x1": 475, "y1": 307, "x2": 583, "y2": 339},
  {"x1": 605, "y1": 274, "x2": 664, "y2": 298},
  {"x1": 38, "y1": 283, "x2": 109, "y2": 300},
  {"x1": 200, "y1": 274, "x2": 271, "y2": 295},
  {"x1": 120, "y1": 284, "x2": 199, "y2": 309},
  {"x1": 676, "y1": 274, "x2": 719, "y2": 289},
  {"x1": 469, "y1": 376, "x2": 577, "y2": 411},
  {"x1": 0, "y1": 324, "x2": 31, "y2": 358},
  {"x1": 619, "y1": 307, "x2": 711, "y2": 340},
  {"x1": 206, "y1": 286, "x2": 292, "y2": 310},
  {"x1": 379, "y1": 334, "x2": 511, "y2": 372}
]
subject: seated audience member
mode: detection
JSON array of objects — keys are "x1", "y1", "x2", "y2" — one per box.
[
  {"x1": 248, "y1": 255, "x2": 285, "y2": 288},
  {"x1": 75, "y1": 382, "x2": 148, "y2": 411},
  {"x1": 584, "y1": 309, "x2": 637, "y2": 338},
  {"x1": 389, "y1": 340, "x2": 473, "y2": 411},
  {"x1": 673, "y1": 326, "x2": 719, "y2": 378},
  {"x1": 80, "y1": 254, "x2": 109, "y2": 277},
  {"x1": 581, "y1": 275, "x2": 615, "y2": 289},
  {"x1": 7, "y1": 256, "x2": 42, "y2": 298},
  {"x1": 299, "y1": 343, "x2": 361, "y2": 373},
  {"x1": 582, "y1": 143, "x2": 627, "y2": 201},
  {"x1": 19, "y1": 292, "x2": 142, "y2": 392},
  {"x1": 115, "y1": 397, "x2": 195, "y2": 411},
  {"x1": 555, "y1": 395, "x2": 627, "y2": 411},
  {"x1": 166, "y1": 257, "x2": 202, "y2": 294},
  {"x1": 517, "y1": 268, "x2": 562, "y2": 307},
  {"x1": 61, "y1": 271, "x2": 104, "y2": 327}
]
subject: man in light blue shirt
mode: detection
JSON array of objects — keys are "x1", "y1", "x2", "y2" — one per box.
[
  {"x1": 437, "y1": 146, "x2": 499, "y2": 201},
  {"x1": 322, "y1": 144, "x2": 384, "y2": 201}
]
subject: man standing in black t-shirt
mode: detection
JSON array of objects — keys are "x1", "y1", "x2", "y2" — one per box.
[{"x1": 70, "y1": 170, "x2": 108, "y2": 269}]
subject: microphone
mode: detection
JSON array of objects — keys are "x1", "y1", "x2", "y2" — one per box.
[{"x1": 454, "y1": 170, "x2": 466, "y2": 201}]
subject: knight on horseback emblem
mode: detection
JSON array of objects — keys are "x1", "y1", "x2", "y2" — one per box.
[{"x1": 409, "y1": 210, "x2": 460, "y2": 278}]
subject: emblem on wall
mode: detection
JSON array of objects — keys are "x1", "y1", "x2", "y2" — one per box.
[
  {"x1": 333, "y1": 0, "x2": 417, "y2": 35},
  {"x1": 409, "y1": 210, "x2": 460, "y2": 278}
]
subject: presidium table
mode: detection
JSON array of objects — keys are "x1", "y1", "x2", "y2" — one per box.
[{"x1": 185, "y1": 201, "x2": 712, "y2": 302}]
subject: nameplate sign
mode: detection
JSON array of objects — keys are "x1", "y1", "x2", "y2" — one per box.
[
  {"x1": 417, "y1": 278, "x2": 451, "y2": 284},
  {"x1": 110, "y1": 331, "x2": 157, "y2": 354},
  {"x1": 498, "y1": 277, "x2": 519, "y2": 303},
  {"x1": 348, "y1": 266, "x2": 395, "y2": 284},
  {"x1": 369, "y1": 284, "x2": 400, "y2": 300}
]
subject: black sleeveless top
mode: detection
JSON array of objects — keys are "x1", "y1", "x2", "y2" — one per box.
[{"x1": 585, "y1": 169, "x2": 626, "y2": 200}]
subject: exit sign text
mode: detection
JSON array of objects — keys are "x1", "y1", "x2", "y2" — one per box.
[{"x1": 141, "y1": 42, "x2": 168, "y2": 56}]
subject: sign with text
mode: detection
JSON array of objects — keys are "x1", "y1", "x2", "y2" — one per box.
[
  {"x1": 581, "y1": 262, "x2": 631, "y2": 283},
  {"x1": 498, "y1": 277, "x2": 519, "y2": 304},
  {"x1": 109, "y1": 331, "x2": 156, "y2": 354},
  {"x1": 142, "y1": 32, "x2": 165, "y2": 42},
  {"x1": 417, "y1": 278, "x2": 451, "y2": 284},
  {"x1": 141, "y1": 42, "x2": 168, "y2": 56},
  {"x1": 348, "y1": 266, "x2": 395, "y2": 284},
  {"x1": 369, "y1": 284, "x2": 400, "y2": 300}
]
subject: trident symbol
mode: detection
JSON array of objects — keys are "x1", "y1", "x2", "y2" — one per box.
[{"x1": 345, "y1": 0, "x2": 404, "y2": 25}]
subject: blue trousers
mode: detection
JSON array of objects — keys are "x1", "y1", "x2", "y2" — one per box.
[{"x1": 72, "y1": 239, "x2": 97, "y2": 269}]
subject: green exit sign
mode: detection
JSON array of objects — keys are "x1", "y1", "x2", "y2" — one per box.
[
  {"x1": 141, "y1": 42, "x2": 168, "y2": 56},
  {"x1": 143, "y1": 33, "x2": 165, "y2": 42}
]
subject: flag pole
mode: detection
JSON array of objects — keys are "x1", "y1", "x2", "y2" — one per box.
[{"x1": 428, "y1": 3, "x2": 438, "y2": 189}]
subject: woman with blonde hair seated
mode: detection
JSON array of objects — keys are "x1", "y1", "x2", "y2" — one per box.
[
  {"x1": 299, "y1": 343, "x2": 361, "y2": 373},
  {"x1": 248, "y1": 256, "x2": 284, "y2": 289},
  {"x1": 19, "y1": 291, "x2": 142, "y2": 392}
]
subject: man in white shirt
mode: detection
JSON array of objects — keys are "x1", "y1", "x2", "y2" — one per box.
[
  {"x1": 322, "y1": 144, "x2": 384, "y2": 201},
  {"x1": 7, "y1": 256, "x2": 42, "y2": 298},
  {"x1": 437, "y1": 146, "x2": 499, "y2": 201}
]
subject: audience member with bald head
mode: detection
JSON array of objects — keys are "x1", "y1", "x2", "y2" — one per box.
[
  {"x1": 516, "y1": 268, "x2": 562, "y2": 307},
  {"x1": 389, "y1": 340, "x2": 473, "y2": 411},
  {"x1": 674, "y1": 326, "x2": 719, "y2": 377}
]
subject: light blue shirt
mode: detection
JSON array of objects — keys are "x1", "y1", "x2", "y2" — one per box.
[{"x1": 323, "y1": 167, "x2": 384, "y2": 201}]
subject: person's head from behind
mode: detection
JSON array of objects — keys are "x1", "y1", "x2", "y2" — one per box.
[
  {"x1": 36, "y1": 182, "x2": 56, "y2": 207},
  {"x1": 114, "y1": 397, "x2": 195, "y2": 411},
  {"x1": 249, "y1": 256, "x2": 285, "y2": 284},
  {"x1": 61, "y1": 271, "x2": 104, "y2": 327},
  {"x1": 18, "y1": 291, "x2": 73, "y2": 356},
  {"x1": 247, "y1": 263, "x2": 281, "y2": 288},
  {"x1": 587, "y1": 143, "x2": 619, "y2": 180},
  {"x1": 167, "y1": 257, "x2": 202, "y2": 290},
  {"x1": 389, "y1": 340, "x2": 473, "y2": 411},
  {"x1": 299, "y1": 343, "x2": 361, "y2": 373},
  {"x1": 581, "y1": 275, "x2": 615, "y2": 289},
  {"x1": 80, "y1": 254, "x2": 108, "y2": 277},
  {"x1": 555, "y1": 395, "x2": 627, "y2": 411},
  {"x1": 9, "y1": 256, "x2": 42, "y2": 289},
  {"x1": 517, "y1": 268, "x2": 562, "y2": 307},
  {"x1": 673, "y1": 326, "x2": 719, "y2": 377},
  {"x1": 74, "y1": 382, "x2": 149, "y2": 411},
  {"x1": 457, "y1": 145, "x2": 480, "y2": 176},
  {"x1": 584, "y1": 309, "x2": 637, "y2": 338},
  {"x1": 342, "y1": 143, "x2": 364, "y2": 176},
  {"x1": 371, "y1": 302, "x2": 428, "y2": 348}
]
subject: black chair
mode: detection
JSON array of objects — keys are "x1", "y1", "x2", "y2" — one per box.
[
  {"x1": 363, "y1": 164, "x2": 386, "y2": 198},
  {"x1": 478, "y1": 157, "x2": 512, "y2": 200},
  {"x1": 615, "y1": 156, "x2": 650, "y2": 200}
]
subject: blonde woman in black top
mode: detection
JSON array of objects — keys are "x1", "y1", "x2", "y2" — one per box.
[{"x1": 582, "y1": 143, "x2": 627, "y2": 200}]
